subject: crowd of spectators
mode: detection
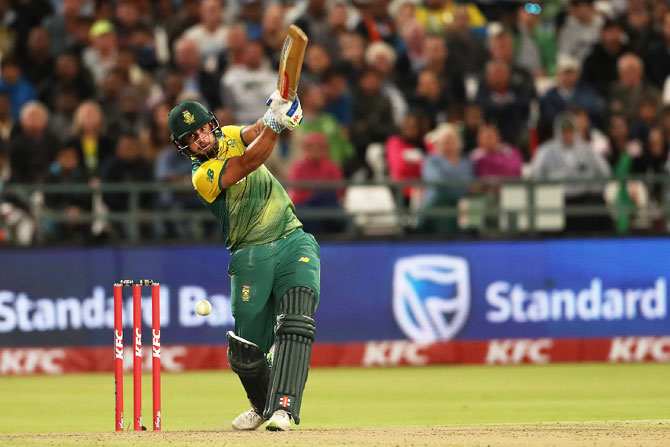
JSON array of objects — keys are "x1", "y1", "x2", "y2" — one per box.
[{"x1": 1, "y1": 0, "x2": 670, "y2": 243}]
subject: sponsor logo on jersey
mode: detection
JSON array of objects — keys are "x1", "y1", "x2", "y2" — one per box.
[
  {"x1": 242, "y1": 285, "x2": 250, "y2": 302},
  {"x1": 182, "y1": 110, "x2": 195, "y2": 124},
  {"x1": 393, "y1": 255, "x2": 471, "y2": 343},
  {"x1": 298, "y1": 257, "x2": 310, "y2": 263},
  {"x1": 206, "y1": 168, "x2": 215, "y2": 183}
]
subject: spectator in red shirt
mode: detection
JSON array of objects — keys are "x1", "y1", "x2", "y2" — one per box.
[
  {"x1": 385, "y1": 110, "x2": 431, "y2": 203},
  {"x1": 288, "y1": 132, "x2": 345, "y2": 233}
]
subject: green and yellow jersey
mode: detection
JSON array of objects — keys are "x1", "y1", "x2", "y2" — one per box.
[{"x1": 191, "y1": 125, "x2": 302, "y2": 251}]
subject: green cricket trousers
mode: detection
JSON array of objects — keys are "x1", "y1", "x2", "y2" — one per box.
[{"x1": 227, "y1": 228, "x2": 320, "y2": 353}]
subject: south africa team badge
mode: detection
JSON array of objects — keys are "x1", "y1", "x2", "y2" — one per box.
[{"x1": 182, "y1": 110, "x2": 195, "y2": 124}]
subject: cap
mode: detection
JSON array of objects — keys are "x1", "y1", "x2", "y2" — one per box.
[
  {"x1": 90, "y1": 19, "x2": 114, "y2": 38},
  {"x1": 557, "y1": 54, "x2": 579, "y2": 72}
]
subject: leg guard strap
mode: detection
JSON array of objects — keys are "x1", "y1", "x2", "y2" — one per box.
[
  {"x1": 263, "y1": 286, "x2": 316, "y2": 424},
  {"x1": 227, "y1": 331, "x2": 270, "y2": 414}
]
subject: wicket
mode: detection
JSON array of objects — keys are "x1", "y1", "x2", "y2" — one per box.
[{"x1": 113, "y1": 279, "x2": 161, "y2": 432}]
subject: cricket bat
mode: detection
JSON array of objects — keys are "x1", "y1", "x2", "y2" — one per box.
[{"x1": 277, "y1": 25, "x2": 308, "y2": 102}]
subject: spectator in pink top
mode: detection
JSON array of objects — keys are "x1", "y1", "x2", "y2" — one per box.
[
  {"x1": 386, "y1": 110, "x2": 431, "y2": 203},
  {"x1": 469, "y1": 123, "x2": 523, "y2": 178},
  {"x1": 288, "y1": 132, "x2": 345, "y2": 233}
]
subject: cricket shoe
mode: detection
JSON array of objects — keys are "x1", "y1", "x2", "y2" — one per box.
[
  {"x1": 265, "y1": 410, "x2": 291, "y2": 431},
  {"x1": 232, "y1": 408, "x2": 265, "y2": 430}
]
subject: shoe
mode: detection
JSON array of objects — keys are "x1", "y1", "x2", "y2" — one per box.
[
  {"x1": 232, "y1": 408, "x2": 265, "y2": 430},
  {"x1": 265, "y1": 410, "x2": 291, "y2": 431}
]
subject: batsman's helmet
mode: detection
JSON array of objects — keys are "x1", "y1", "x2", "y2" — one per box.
[{"x1": 168, "y1": 100, "x2": 221, "y2": 158}]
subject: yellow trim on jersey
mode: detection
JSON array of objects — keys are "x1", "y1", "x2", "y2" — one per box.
[{"x1": 192, "y1": 126, "x2": 248, "y2": 203}]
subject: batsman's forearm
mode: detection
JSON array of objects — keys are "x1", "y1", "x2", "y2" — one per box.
[
  {"x1": 241, "y1": 118, "x2": 265, "y2": 144},
  {"x1": 239, "y1": 127, "x2": 279, "y2": 172}
]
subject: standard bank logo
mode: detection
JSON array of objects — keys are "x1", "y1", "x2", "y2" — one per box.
[{"x1": 393, "y1": 255, "x2": 471, "y2": 342}]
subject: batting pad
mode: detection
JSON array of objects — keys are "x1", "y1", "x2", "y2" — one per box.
[
  {"x1": 227, "y1": 331, "x2": 271, "y2": 414},
  {"x1": 263, "y1": 287, "x2": 316, "y2": 424}
]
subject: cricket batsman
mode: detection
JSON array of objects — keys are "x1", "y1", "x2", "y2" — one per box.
[{"x1": 167, "y1": 93, "x2": 318, "y2": 431}]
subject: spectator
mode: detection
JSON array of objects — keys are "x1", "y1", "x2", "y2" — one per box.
[
  {"x1": 446, "y1": 6, "x2": 489, "y2": 78},
  {"x1": 49, "y1": 87, "x2": 80, "y2": 139},
  {"x1": 530, "y1": 112, "x2": 611, "y2": 232},
  {"x1": 44, "y1": 141, "x2": 91, "y2": 242},
  {"x1": 470, "y1": 123, "x2": 523, "y2": 179},
  {"x1": 261, "y1": 4, "x2": 286, "y2": 67},
  {"x1": 631, "y1": 95, "x2": 660, "y2": 144},
  {"x1": 419, "y1": 123, "x2": 473, "y2": 234},
  {"x1": 303, "y1": 43, "x2": 333, "y2": 85},
  {"x1": 339, "y1": 33, "x2": 366, "y2": 85},
  {"x1": 0, "y1": 57, "x2": 36, "y2": 122},
  {"x1": 173, "y1": 36, "x2": 220, "y2": 111},
  {"x1": 539, "y1": 54, "x2": 605, "y2": 137},
  {"x1": 386, "y1": 110, "x2": 431, "y2": 203},
  {"x1": 115, "y1": 87, "x2": 146, "y2": 136},
  {"x1": 574, "y1": 107, "x2": 609, "y2": 156},
  {"x1": 289, "y1": 0, "x2": 330, "y2": 47},
  {"x1": 647, "y1": 126, "x2": 668, "y2": 174},
  {"x1": 164, "y1": 0, "x2": 200, "y2": 50},
  {"x1": 353, "y1": 0, "x2": 398, "y2": 46},
  {"x1": 619, "y1": 1, "x2": 655, "y2": 54},
  {"x1": 514, "y1": 3, "x2": 557, "y2": 78},
  {"x1": 20, "y1": 27, "x2": 54, "y2": 101},
  {"x1": 114, "y1": 0, "x2": 142, "y2": 50},
  {"x1": 365, "y1": 41, "x2": 408, "y2": 126},
  {"x1": 220, "y1": 24, "x2": 248, "y2": 71},
  {"x1": 82, "y1": 19, "x2": 118, "y2": 85},
  {"x1": 581, "y1": 19, "x2": 628, "y2": 97},
  {"x1": 237, "y1": 0, "x2": 264, "y2": 41},
  {"x1": 411, "y1": 69, "x2": 451, "y2": 123},
  {"x1": 461, "y1": 102, "x2": 484, "y2": 154},
  {"x1": 608, "y1": 53, "x2": 659, "y2": 120},
  {"x1": 351, "y1": 67, "x2": 396, "y2": 176},
  {"x1": 558, "y1": 0, "x2": 604, "y2": 64},
  {"x1": 288, "y1": 132, "x2": 345, "y2": 233},
  {"x1": 292, "y1": 83, "x2": 355, "y2": 169},
  {"x1": 72, "y1": 100, "x2": 115, "y2": 178},
  {"x1": 422, "y1": 35, "x2": 466, "y2": 104},
  {"x1": 605, "y1": 113, "x2": 649, "y2": 233},
  {"x1": 221, "y1": 40, "x2": 276, "y2": 125},
  {"x1": 182, "y1": 0, "x2": 229, "y2": 70},
  {"x1": 415, "y1": 0, "x2": 486, "y2": 36},
  {"x1": 100, "y1": 132, "x2": 154, "y2": 238},
  {"x1": 325, "y1": 0, "x2": 349, "y2": 46},
  {"x1": 45, "y1": 52, "x2": 95, "y2": 108},
  {"x1": 488, "y1": 30, "x2": 536, "y2": 100},
  {"x1": 646, "y1": 11, "x2": 670, "y2": 89},
  {"x1": 321, "y1": 65, "x2": 353, "y2": 127},
  {"x1": 605, "y1": 113, "x2": 647, "y2": 174},
  {"x1": 475, "y1": 59, "x2": 532, "y2": 157},
  {"x1": 8, "y1": 101, "x2": 56, "y2": 184},
  {"x1": 395, "y1": 20, "x2": 426, "y2": 96}
]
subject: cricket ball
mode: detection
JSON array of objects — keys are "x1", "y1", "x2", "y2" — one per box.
[{"x1": 195, "y1": 299, "x2": 212, "y2": 316}]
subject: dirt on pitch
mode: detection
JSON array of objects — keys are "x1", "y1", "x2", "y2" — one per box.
[{"x1": 2, "y1": 422, "x2": 670, "y2": 447}]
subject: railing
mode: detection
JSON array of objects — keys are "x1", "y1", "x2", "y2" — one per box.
[{"x1": 1, "y1": 174, "x2": 668, "y2": 246}]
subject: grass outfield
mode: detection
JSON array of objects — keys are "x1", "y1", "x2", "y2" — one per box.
[{"x1": 0, "y1": 363, "x2": 669, "y2": 446}]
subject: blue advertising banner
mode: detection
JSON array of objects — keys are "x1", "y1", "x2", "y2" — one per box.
[{"x1": 1, "y1": 238, "x2": 669, "y2": 347}]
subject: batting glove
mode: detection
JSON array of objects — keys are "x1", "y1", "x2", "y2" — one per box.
[
  {"x1": 263, "y1": 108, "x2": 284, "y2": 134},
  {"x1": 266, "y1": 91, "x2": 303, "y2": 130},
  {"x1": 277, "y1": 96, "x2": 303, "y2": 130}
]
